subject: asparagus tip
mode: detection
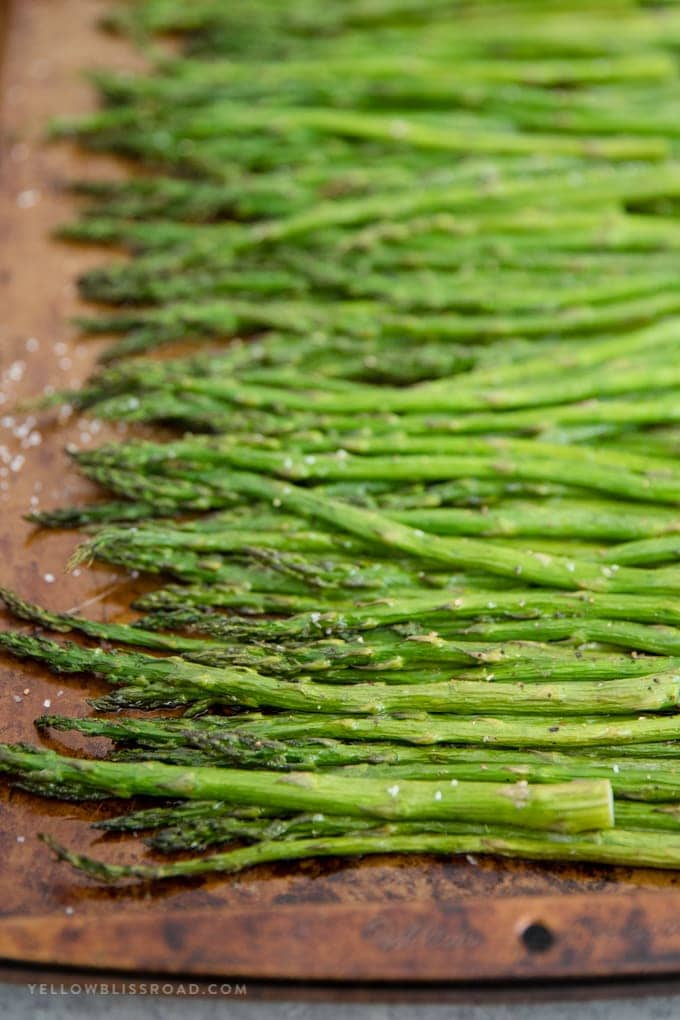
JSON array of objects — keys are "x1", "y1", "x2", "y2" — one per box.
[
  {"x1": 39, "y1": 833, "x2": 126, "y2": 882},
  {"x1": 66, "y1": 543, "x2": 94, "y2": 571},
  {"x1": 0, "y1": 587, "x2": 71, "y2": 633}
]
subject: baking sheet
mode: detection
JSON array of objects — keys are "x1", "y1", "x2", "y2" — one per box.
[{"x1": 2, "y1": 0, "x2": 680, "y2": 984}]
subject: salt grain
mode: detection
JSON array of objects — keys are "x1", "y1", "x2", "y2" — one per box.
[
  {"x1": 6, "y1": 361, "x2": 26, "y2": 383},
  {"x1": 389, "y1": 118, "x2": 410, "y2": 138},
  {"x1": 16, "y1": 189, "x2": 40, "y2": 209}
]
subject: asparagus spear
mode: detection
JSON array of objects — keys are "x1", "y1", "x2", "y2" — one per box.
[
  {"x1": 112, "y1": 785, "x2": 680, "y2": 848},
  {"x1": 41, "y1": 825, "x2": 680, "y2": 883},
  {"x1": 72, "y1": 429, "x2": 680, "y2": 480},
  {"x1": 93, "y1": 801, "x2": 274, "y2": 833},
  {"x1": 39, "y1": 715, "x2": 680, "y2": 802},
  {"x1": 142, "y1": 802, "x2": 680, "y2": 855},
  {"x1": 79, "y1": 255, "x2": 680, "y2": 313},
  {"x1": 69, "y1": 473, "x2": 680, "y2": 593},
  {"x1": 58, "y1": 489, "x2": 680, "y2": 546},
  {"x1": 57, "y1": 390, "x2": 680, "y2": 439},
  {"x1": 0, "y1": 588, "x2": 229, "y2": 655},
  {"x1": 0, "y1": 744, "x2": 613, "y2": 833},
  {"x1": 186, "y1": 711, "x2": 680, "y2": 750},
  {"x1": 9, "y1": 588, "x2": 673, "y2": 680},
  {"x1": 100, "y1": 1, "x2": 680, "y2": 62},
  {"x1": 78, "y1": 293, "x2": 680, "y2": 360},
  {"x1": 4, "y1": 631, "x2": 678, "y2": 716},
  {"x1": 49, "y1": 311, "x2": 678, "y2": 402},
  {"x1": 447, "y1": 618, "x2": 680, "y2": 656},
  {"x1": 129, "y1": 579, "x2": 680, "y2": 625}
]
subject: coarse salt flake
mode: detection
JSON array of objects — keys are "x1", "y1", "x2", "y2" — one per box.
[{"x1": 16, "y1": 189, "x2": 40, "y2": 209}]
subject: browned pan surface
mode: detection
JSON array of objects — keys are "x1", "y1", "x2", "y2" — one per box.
[{"x1": 1, "y1": 0, "x2": 680, "y2": 985}]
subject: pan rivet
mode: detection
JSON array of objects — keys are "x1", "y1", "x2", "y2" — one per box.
[{"x1": 521, "y1": 922, "x2": 555, "y2": 953}]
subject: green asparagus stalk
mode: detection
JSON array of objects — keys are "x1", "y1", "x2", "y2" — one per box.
[
  {"x1": 142, "y1": 800, "x2": 680, "y2": 854},
  {"x1": 49, "y1": 314, "x2": 678, "y2": 403},
  {"x1": 191, "y1": 711, "x2": 680, "y2": 750},
  {"x1": 142, "y1": 812, "x2": 388, "y2": 853},
  {"x1": 128, "y1": 579, "x2": 677, "y2": 626},
  {"x1": 392, "y1": 503, "x2": 680, "y2": 541},
  {"x1": 73, "y1": 429, "x2": 680, "y2": 480},
  {"x1": 79, "y1": 254, "x2": 680, "y2": 314},
  {"x1": 0, "y1": 743, "x2": 613, "y2": 832},
  {"x1": 78, "y1": 292, "x2": 680, "y2": 360},
  {"x1": 4, "y1": 631, "x2": 678, "y2": 716},
  {"x1": 176, "y1": 807, "x2": 680, "y2": 852},
  {"x1": 41, "y1": 824, "x2": 680, "y2": 883},
  {"x1": 70, "y1": 425, "x2": 680, "y2": 495},
  {"x1": 599, "y1": 534, "x2": 680, "y2": 566},
  {"x1": 100, "y1": 1, "x2": 680, "y2": 61},
  {"x1": 56, "y1": 389, "x2": 680, "y2": 439},
  {"x1": 93, "y1": 801, "x2": 273, "y2": 833},
  {"x1": 70, "y1": 473, "x2": 680, "y2": 594},
  {"x1": 39, "y1": 715, "x2": 680, "y2": 802},
  {"x1": 0, "y1": 588, "x2": 229, "y2": 655},
  {"x1": 613, "y1": 801, "x2": 680, "y2": 832},
  {"x1": 447, "y1": 618, "x2": 680, "y2": 656}
]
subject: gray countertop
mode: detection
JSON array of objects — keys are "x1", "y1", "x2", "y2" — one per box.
[{"x1": 3, "y1": 984, "x2": 680, "y2": 1020}]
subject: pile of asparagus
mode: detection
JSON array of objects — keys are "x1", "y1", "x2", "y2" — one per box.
[{"x1": 3, "y1": 0, "x2": 680, "y2": 882}]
